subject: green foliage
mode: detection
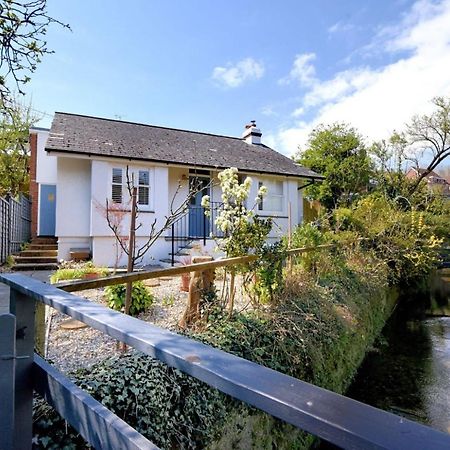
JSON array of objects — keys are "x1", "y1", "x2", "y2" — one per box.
[
  {"x1": 105, "y1": 281, "x2": 154, "y2": 316},
  {"x1": 328, "y1": 194, "x2": 446, "y2": 284},
  {"x1": 251, "y1": 241, "x2": 287, "y2": 304},
  {"x1": 50, "y1": 261, "x2": 108, "y2": 283},
  {"x1": 0, "y1": 0, "x2": 70, "y2": 104},
  {"x1": 0, "y1": 98, "x2": 38, "y2": 195},
  {"x1": 5, "y1": 254, "x2": 15, "y2": 268},
  {"x1": 295, "y1": 123, "x2": 372, "y2": 209},
  {"x1": 33, "y1": 353, "x2": 228, "y2": 449}
]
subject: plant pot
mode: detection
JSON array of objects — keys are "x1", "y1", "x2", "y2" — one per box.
[
  {"x1": 83, "y1": 272, "x2": 101, "y2": 280},
  {"x1": 180, "y1": 273, "x2": 190, "y2": 292}
]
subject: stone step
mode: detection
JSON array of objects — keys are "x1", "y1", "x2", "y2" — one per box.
[
  {"x1": 13, "y1": 262, "x2": 59, "y2": 271},
  {"x1": 27, "y1": 244, "x2": 58, "y2": 251},
  {"x1": 159, "y1": 258, "x2": 183, "y2": 268},
  {"x1": 33, "y1": 237, "x2": 58, "y2": 244},
  {"x1": 14, "y1": 256, "x2": 58, "y2": 264},
  {"x1": 19, "y1": 250, "x2": 58, "y2": 257}
]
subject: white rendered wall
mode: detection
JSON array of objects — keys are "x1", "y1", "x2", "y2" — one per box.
[
  {"x1": 35, "y1": 129, "x2": 57, "y2": 184},
  {"x1": 89, "y1": 160, "x2": 171, "y2": 266},
  {"x1": 56, "y1": 157, "x2": 92, "y2": 260}
]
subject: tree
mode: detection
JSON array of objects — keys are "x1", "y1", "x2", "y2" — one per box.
[
  {"x1": 295, "y1": 123, "x2": 372, "y2": 210},
  {"x1": 0, "y1": 97, "x2": 38, "y2": 195},
  {"x1": 102, "y1": 168, "x2": 206, "y2": 315},
  {"x1": 405, "y1": 96, "x2": 450, "y2": 193},
  {"x1": 369, "y1": 132, "x2": 413, "y2": 200},
  {"x1": 0, "y1": 0, "x2": 69, "y2": 105}
]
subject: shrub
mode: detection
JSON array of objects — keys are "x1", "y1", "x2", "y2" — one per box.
[
  {"x1": 33, "y1": 353, "x2": 228, "y2": 449},
  {"x1": 105, "y1": 281, "x2": 154, "y2": 316},
  {"x1": 50, "y1": 261, "x2": 108, "y2": 283}
]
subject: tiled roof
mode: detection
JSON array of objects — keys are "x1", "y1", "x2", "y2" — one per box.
[{"x1": 45, "y1": 112, "x2": 323, "y2": 179}]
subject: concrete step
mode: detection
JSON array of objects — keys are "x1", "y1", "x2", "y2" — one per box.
[
  {"x1": 14, "y1": 256, "x2": 58, "y2": 264},
  {"x1": 19, "y1": 250, "x2": 58, "y2": 257},
  {"x1": 13, "y1": 262, "x2": 59, "y2": 271}
]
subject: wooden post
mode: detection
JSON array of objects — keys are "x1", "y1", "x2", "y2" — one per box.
[
  {"x1": 124, "y1": 186, "x2": 137, "y2": 316},
  {"x1": 179, "y1": 256, "x2": 214, "y2": 328},
  {"x1": 34, "y1": 303, "x2": 46, "y2": 356},
  {"x1": 287, "y1": 201, "x2": 293, "y2": 273},
  {"x1": 228, "y1": 271, "x2": 235, "y2": 316}
]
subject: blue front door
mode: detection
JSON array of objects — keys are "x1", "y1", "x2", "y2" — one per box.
[
  {"x1": 189, "y1": 177, "x2": 210, "y2": 238},
  {"x1": 39, "y1": 184, "x2": 56, "y2": 236}
]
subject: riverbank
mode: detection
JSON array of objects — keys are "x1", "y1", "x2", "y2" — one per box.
[
  {"x1": 347, "y1": 269, "x2": 450, "y2": 434},
  {"x1": 34, "y1": 246, "x2": 401, "y2": 449}
]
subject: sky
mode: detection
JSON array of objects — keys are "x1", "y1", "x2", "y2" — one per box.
[{"x1": 21, "y1": 0, "x2": 450, "y2": 168}]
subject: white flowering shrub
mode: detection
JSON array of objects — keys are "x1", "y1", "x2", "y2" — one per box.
[{"x1": 202, "y1": 167, "x2": 272, "y2": 258}]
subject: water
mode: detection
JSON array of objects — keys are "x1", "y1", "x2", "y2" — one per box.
[{"x1": 347, "y1": 270, "x2": 450, "y2": 433}]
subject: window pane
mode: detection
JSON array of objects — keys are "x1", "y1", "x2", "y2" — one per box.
[
  {"x1": 112, "y1": 184, "x2": 122, "y2": 203},
  {"x1": 265, "y1": 195, "x2": 283, "y2": 211},
  {"x1": 268, "y1": 181, "x2": 283, "y2": 195},
  {"x1": 139, "y1": 170, "x2": 149, "y2": 186},
  {"x1": 112, "y1": 168, "x2": 122, "y2": 184},
  {"x1": 138, "y1": 186, "x2": 149, "y2": 205}
]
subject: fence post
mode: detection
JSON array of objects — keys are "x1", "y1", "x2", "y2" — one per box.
[
  {"x1": 10, "y1": 288, "x2": 35, "y2": 450},
  {"x1": 0, "y1": 313, "x2": 16, "y2": 450}
]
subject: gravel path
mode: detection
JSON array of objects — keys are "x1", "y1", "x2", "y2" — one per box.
[{"x1": 46, "y1": 271, "x2": 251, "y2": 374}]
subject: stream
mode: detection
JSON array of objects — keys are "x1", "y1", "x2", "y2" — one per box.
[{"x1": 347, "y1": 269, "x2": 450, "y2": 434}]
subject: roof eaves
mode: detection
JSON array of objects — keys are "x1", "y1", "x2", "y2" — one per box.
[{"x1": 45, "y1": 147, "x2": 324, "y2": 180}]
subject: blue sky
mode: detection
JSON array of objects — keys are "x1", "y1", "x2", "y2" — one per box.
[{"x1": 24, "y1": 0, "x2": 450, "y2": 167}]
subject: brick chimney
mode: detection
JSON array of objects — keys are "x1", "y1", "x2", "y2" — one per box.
[{"x1": 242, "y1": 120, "x2": 262, "y2": 145}]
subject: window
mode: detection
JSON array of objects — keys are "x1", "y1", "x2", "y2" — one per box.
[
  {"x1": 111, "y1": 167, "x2": 153, "y2": 208},
  {"x1": 138, "y1": 170, "x2": 150, "y2": 206},
  {"x1": 259, "y1": 180, "x2": 284, "y2": 212},
  {"x1": 112, "y1": 168, "x2": 123, "y2": 203}
]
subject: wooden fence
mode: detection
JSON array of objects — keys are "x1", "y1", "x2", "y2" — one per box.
[
  {"x1": 55, "y1": 243, "x2": 340, "y2": 293},
  {"x1": 0, "y1": 194, "x2": 32, "y2": 264}
]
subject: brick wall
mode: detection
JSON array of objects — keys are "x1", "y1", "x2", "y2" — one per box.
[{"x1": 29, "y1": 132, "x2": 38, "y2": 238}]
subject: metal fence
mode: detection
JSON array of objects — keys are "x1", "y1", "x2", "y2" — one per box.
[{"x1": 0, "y1": 194, "x2": 31, "y2": 263}]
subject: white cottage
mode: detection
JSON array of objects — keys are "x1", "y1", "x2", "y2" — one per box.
[{"x1": 30, "y1": 113, "x2": 322, "y2": 267}]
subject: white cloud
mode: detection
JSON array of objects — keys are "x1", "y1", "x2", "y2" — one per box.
[
  {"x1": 276, "y1": 0, "x2": 450, "y2": 155},
  {"x1": 328, "y1": 21, "x2": 354, "y2": 34},
  {"x1": 291, "y1": 107, "x2": 305, "y2": 117},
  {"x1": 212, "y1": 58, "x2": 264, "y2": 88},
  {"x1": 278, "y1": 53, "x2": 316, "y2": 86}
]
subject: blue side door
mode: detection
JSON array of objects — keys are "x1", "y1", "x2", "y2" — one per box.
[{"x1": 39, "y1": 184, "x2": 56, "y2": 236}]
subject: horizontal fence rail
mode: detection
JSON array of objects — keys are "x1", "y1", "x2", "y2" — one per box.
[
  {"x1": 2, "y1": 273, "x2": 450, "y2": 450},
  {"x1": 55, "y1": 243, "x2": 342, "y2": 293}
]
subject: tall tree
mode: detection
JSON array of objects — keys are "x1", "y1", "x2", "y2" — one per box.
[
  {"x1": 0, "y1": 97, "x2": 38, "y2": 196},
  {"x1": 406, "y1": 96, "x2": 450, "y2": 193},
  {"x1": 295, "y1": 123, "x2": 372, "y2": 210},
  {"x1": 0, "y1": 0, "x2": 69, "y2": 105}
]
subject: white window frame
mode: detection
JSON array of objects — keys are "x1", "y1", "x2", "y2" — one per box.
[
  {"x1": 110, "y1": 166, "x2": 154, "y2": 211},
  {"x1": 258, "y1": 178, "x2": 285, "y2": 214}
]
